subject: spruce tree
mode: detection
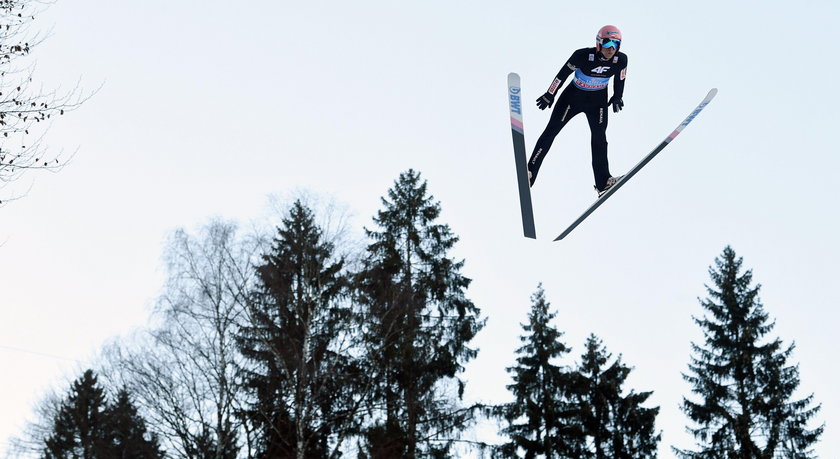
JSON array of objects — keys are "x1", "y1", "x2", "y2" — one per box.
[
  {"x1": 495, "y1": 285, "x2": 578, "y2": 459},
  {"x1": 43, "y1": 370, "x2": 162, "y2": 459},
  {"x1": 44, "y1": 370, "x2": 110, "y2": 458},
  {"x1": 571, "y1": 335, "x2": 660, "y2": 458},
  {"x1": 102, "y1": 390, "x2": 165, "y2": 458},
  {"x1": 677, "y1": 246, "x2": 823, "y2": 458},
  {"x1": 237, "y1": 200, "x2": 359, "y2": 459},
  {"x1": 356, "y1": 169, "x2": 484, "y2": 458}
]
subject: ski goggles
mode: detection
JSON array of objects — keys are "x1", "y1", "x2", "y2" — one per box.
[{"x1": 599, "y1": 38, "x2": 621, "y2": 49}]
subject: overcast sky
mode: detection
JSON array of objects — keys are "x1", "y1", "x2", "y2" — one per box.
[{"x1": 1, "y1": 0, "x2": 838, "y2": 456}]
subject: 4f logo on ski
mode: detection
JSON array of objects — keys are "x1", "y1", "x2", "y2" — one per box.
[
  {"x1": 509, "y1": 87, "x2": 521, "y2": 114},
  {"x1": 592, "y1": 66, "x2": 611, "y2": 74}
]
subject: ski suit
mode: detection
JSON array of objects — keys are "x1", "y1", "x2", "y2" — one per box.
[{"x1": 528, "y1": 47, "x2": 627, "y2": 190}]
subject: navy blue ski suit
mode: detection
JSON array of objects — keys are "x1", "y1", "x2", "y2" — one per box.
[{"x1": 528, "y1": 47, "x2": 627, "y2": 191}]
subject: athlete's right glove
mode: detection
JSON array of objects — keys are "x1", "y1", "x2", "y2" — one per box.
[{"x1": 536, "y1": 92, "x2": 555, "y2": 110}]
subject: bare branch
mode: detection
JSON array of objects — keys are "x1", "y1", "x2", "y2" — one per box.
[{"x1": 0, "y1": 0, "x2": 96, "y2": 205}]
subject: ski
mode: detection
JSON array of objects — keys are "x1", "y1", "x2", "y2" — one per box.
[
  {"x1": 554, "y1": 88, "x2": 718, "y2": 241},
  {"x1": 508, "y1": 72, "x2": 536, "y2": 239}
]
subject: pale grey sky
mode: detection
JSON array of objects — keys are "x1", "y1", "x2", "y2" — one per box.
[{"x1": 1, "y1": 0, "x2": 838, "y2": 456}]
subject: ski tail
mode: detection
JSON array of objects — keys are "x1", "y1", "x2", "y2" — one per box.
[{"x1": 508, "y1": 73, "x2": 536, "y2": 239}]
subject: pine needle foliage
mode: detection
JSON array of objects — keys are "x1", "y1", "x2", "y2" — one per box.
[
  {"x1": 356, "y1": 170, "x2": 484, "y2": 459},
  {"x1": 676, "y1": 246, "x2": 823, "y2": 458}
]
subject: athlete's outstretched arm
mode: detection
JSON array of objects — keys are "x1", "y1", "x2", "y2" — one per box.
[
  {"x1": 549, "y1": 60, "x2": 576, "y2": 95},
  {"x1": 536, "y1": 54, "x2": 576, "y2": 110}
]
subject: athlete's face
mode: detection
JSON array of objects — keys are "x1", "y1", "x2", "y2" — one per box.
[{"x1": 600, "y1": 46, "x2": 617, "y2": 59}]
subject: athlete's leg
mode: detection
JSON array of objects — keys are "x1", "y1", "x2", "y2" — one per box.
[
  {"x1": 585, "y1": 105, "x2": 611, "y2": 190},
  {"x1": 527, "y1": 97, "x2": 580, "y2": 185}
]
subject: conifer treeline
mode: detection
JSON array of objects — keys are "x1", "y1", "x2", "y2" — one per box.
[
  {"x1": 42, "y1": 370, "x2": 164, "y2": 458},
  {"x1": 22, "y1": 170, "x2": 823, "y2": 458},
  {"x1": 492, "y1": 286, "x2": 660, "y2": 458}
]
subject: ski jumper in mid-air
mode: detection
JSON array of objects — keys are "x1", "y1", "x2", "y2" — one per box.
[{"x1": 527, "y1": 25, "x2": 627, "y2": 197}]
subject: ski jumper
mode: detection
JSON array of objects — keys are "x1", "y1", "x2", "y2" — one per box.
[{"x1": 528, "y1": 47, "x2": 627, "y2": 190}]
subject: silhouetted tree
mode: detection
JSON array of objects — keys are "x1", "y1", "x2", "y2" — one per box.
[
  {"x1": 102, "y1": 389, "x2": 165, "y2": 458},
  {"x1": 44, "y1": 370, "x2": 109, "y2": 458},
  {"x1": 0, "y1": 0, "x2": 87, "y2": 205},
  {"x1": 356, "y1": 170, "x2": 485, "y2": 458},
  {"x1": 106, "y1": 219, "x2": 255, "y2": 458},
  {"x1": 494, "y1": 285, "x2": 579, "y2": 458},
  {"x1": 571, "y1": 335, "x2": 660, "y2": 458},
  {"x1": 237, "y1": 200, "x2": 362, "y2": 459},
  {"x1": 676, "y1": 246, "x2": 823, "y2": 458},
  {"x1": 43, "y1": 370, "x2": 162, "y2": 459}
]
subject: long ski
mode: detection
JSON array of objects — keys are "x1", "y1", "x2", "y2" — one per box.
[
  {"x1": 554, "y1": 88, "x2": 718, "y2": 241},
  {"x1": 508, "y1": 73, "x2": 536, "y2": 239}
]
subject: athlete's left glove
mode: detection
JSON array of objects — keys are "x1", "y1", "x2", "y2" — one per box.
[{"x1": 609, "y1": 95, "x2": 624, "y2": 113}]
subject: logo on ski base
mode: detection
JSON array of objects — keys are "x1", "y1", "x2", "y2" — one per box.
[
  {"x1": 509, "y1": 87, "x2": 521, "y2": 115},
  {"x1": 669, "y1": 98, "x2": 713, "y2": 141},
  {"x1": 681, "y1": 101, "x2": 710, "y2": 127}
]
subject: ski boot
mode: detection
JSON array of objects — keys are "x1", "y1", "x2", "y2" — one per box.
[{"x1": 596, "y1": 175, "x2": 624, "y2": 198}]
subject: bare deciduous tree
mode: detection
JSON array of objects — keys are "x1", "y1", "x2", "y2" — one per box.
[
  {"x1": 5, "y1": 387, "x2": 62, "y2": 458},
  {"x1": 0, "y1": 0, "x2": 89, "y2": 205},
  {"x1": 106, "y1": 220, "x2": 260, "y2": 459}
]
